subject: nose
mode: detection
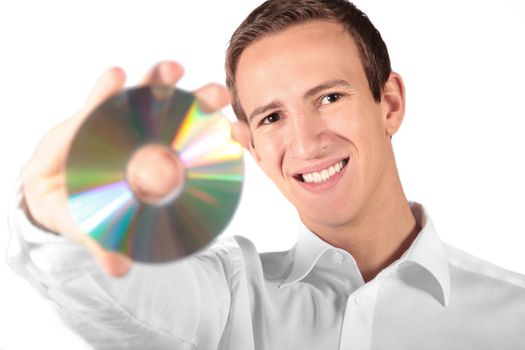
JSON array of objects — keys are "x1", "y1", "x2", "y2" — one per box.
[{"x1": 288, "y1": 110, "x2": 331, "y2": 158}]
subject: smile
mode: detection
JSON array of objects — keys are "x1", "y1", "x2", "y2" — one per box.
[{"x1": 296, "y1": 158, "x2": 349, "y2": 184}]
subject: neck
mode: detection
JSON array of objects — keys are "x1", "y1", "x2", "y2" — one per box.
[{"x1": 302, "y1": 162, "x2": 419, "y2": 283}]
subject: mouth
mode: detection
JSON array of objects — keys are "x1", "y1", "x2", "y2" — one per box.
[{"x1": 293, "y1": 157, "x2": 349, "y2": 184}]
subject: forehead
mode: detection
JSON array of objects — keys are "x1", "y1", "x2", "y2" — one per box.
[{"x1": 235, "y1": 20, "x2": 366, "y2": 111}]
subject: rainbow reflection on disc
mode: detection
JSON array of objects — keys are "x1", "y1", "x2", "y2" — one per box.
[{"x1": 66, "y1": 86, "x2": 244, "y2": 263}]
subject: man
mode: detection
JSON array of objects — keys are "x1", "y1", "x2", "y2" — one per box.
[{"x1": 9, "y1": 0, "x2": 525, "y2": 349}]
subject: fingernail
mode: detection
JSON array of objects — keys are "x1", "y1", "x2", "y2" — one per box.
[{"x1": 158, "y1": 61, "x2": 180, "y2": 85}]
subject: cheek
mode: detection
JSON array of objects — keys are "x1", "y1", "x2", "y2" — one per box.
[
  {"x1": 324, "y1": 108, "x2": 365, "y2": 151},
  {"x1": 325, "y1": 106, "x2": 386, "y2": 179},
  {"x1": 328, "y1": 103, "x2": 383, "y2": 144},
  {"x1": 252, "y1": 132, "x2": 287, "y2": 180},
  {"x1": 352, "y1": 114, "x2": 388, "y2": 178}
]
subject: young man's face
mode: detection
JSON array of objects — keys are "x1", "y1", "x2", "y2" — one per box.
[{"x1": 235, "y1": 20, "x2": 402, "y2": 230}]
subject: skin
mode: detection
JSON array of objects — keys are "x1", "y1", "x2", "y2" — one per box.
[
  {"x1": 23, "y1": 21, "x2": 419, "y2": 282},
  {"x1": 126, "y1": 144, "x2": 185, "y2": 205},
  {"x1": 235, "y1": 20, "x2": 419, "y2": 282},
  {"x1": 21, "y1": 61, "x2": 233, "y2": 276}
]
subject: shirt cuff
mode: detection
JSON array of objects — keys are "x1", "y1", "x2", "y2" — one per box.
[{"x1": 6, "y1": 179, "x2": 95, "y2": 279}]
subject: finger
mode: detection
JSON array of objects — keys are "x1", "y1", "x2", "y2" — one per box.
[
  {"x1": 23, "y1": 67, "x2": 126, "y2": 176},
  {"x1": 50, "y1": 201, "x2": 132, "y2": 277},
  {"x1": 231, "y1": 120, "x2": 253, "y2": 149},
  {"x1": 194, "y1": 83, "x2": 231, "y2": 113},
  {"x1": 81, "y1": 67, "x2": 127, "y2": 116},
  {"x1": 99, "y1": 253, "x2": 132, "y2": 277},
  {"x1": 84, "y1": 240, "x2": 133, "y2": 277},
  {"x1": 71, "y1": 225, "x2": 132, "y2": 277},
  {"x1": 138, "y1": 61, "x2": 184, "y2": 87}
]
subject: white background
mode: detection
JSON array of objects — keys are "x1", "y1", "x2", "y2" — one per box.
[{"x1": 0, "y1": 0, "x2": 524, "y2": 348}]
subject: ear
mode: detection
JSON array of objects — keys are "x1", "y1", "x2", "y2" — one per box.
[
  {"x1": 231, "y1": 120, "x2": 261, "y2": 162},
  {"x1": 381, "y1": 72, "x2": 406, "y2": 138}
]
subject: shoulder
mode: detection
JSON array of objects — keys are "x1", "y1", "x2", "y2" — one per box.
[
  {"x1": 443, "y1": 242, "x2": 525, "y2": 290},
  {"x1": 201, "y1": 235, "x2": 293, "y2": 283},
  {"x1": 442, "y1": 243, "x2": 525, "y2": 338}
]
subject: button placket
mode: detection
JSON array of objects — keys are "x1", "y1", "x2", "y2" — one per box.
[{"x1": 339, "y1": 278, "x2": 382, "y2": 349}]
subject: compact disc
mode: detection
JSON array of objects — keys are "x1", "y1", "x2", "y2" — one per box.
[{"x1": 66, "y1": 86, "x2": 244, "y2": 263}]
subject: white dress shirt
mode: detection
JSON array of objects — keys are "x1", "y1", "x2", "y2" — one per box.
[{"x1": 7, "y1": 190, "x2": 525, "y2": 349}]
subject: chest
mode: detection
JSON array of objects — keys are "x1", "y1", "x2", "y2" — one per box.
[{"x1": 221, "y1": 276, "x2": 524, "y2": 350}]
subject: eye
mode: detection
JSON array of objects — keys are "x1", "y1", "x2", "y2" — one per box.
[
  {"x1": 261, "y1": 112, "x2": 281, "y2": 125},
  {"x1": 320, "y1": 93, "x2": 342, "y2": 105}
]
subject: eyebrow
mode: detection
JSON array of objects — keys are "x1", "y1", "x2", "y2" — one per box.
[
  {"x1": 303, "y1": 79, "x2": 352, "y2": 99},
  {"x1": 248, "y1": 79, "x2": 352, "y2": 124},
  {"x1": 248, "y1": 101, "x2": 284, "y2": 124}
]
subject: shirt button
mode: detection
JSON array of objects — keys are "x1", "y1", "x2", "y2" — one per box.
[
  {"x1": 353, "y1": 297, "x2": 361, "y2": 306},
  {"x1": 332, "y1": 252, "x2": 344, "y2": 264}
]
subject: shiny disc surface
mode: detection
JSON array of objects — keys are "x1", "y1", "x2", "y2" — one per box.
[{"x1": 66, "y1": 86, "x2": 244, "y2": 262}]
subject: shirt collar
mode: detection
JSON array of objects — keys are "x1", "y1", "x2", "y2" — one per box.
[
  {"x1": 279, "y1": 222, "x2": 335, "y2": 288},
  {"x1": 399, "y1": 202, "x2": 451, "y2": 306},
  {"x1": 278, "y1": 202, "x2": 451, "y2": 307}
]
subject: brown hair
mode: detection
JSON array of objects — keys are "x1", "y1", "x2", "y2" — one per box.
[{"x1": 225, "y1": 0, "x2": 392, "y2": 123}]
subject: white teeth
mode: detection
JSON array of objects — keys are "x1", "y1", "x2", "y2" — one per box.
[{"x1": 300, "y1": 159, "x2": 347, "y2": 184}]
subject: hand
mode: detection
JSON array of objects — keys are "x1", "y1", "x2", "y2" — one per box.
[{"x1": 21, "y1": 61, "x2": 238, "y2": 277}]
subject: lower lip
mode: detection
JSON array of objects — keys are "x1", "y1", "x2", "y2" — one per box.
[{"x1": 295, "y1": 159, "x2": 349, "y2": 193}]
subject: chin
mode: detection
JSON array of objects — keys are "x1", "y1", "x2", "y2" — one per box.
[{"x1": 299, "y1": 205, "x2": 356, "y2": 230}]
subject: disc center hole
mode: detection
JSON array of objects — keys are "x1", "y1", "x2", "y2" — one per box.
[{"x1": 126, "y1": 144, "x2": 184, "y2": 205}]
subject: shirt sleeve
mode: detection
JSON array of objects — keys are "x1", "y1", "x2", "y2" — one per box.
[{"x1": 6, "y1": 183, "x2": 238, "y2": 350}]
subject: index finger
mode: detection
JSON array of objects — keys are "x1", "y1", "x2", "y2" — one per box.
[{"x1": 80, "y1": 67, "x2": 127, "y2": 118}]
